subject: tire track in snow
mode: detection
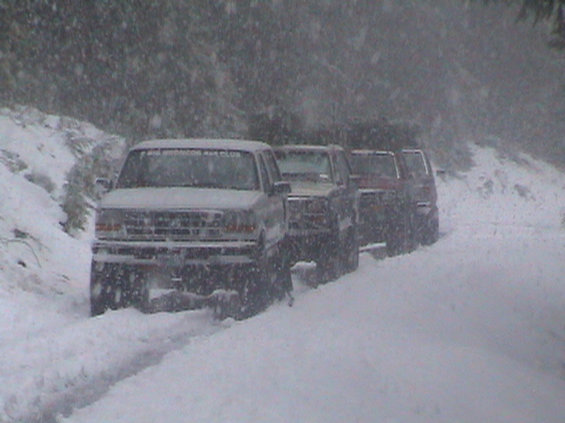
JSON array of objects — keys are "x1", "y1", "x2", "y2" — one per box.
[
  {"x1": 0, "y1": 308, "x2": 225, "y2": 423},
  {"x1": 4, "y1": 266, "x2": 362, "y2": 423}
]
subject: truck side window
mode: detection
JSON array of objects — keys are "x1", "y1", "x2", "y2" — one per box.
[
  {"x1": 258, "y1": 155, "x2": 271, "y2": 193},
  {"x1": 335, "y1": 151, "x2": 350, "y2": 185},
  {"x1": 331, "y1": 153, "x2": 343, "y2": 185},
  {"x1": 264, "y1": 151, "x2": 282, "y2": 182}
]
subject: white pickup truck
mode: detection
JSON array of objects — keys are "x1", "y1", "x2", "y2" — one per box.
[{"x1": 90, "y1": 138, "x2": 291, "y2": 318}]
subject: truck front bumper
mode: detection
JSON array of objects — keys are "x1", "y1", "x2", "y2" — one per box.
[{"x1": 91, "y1": 239, "x2": 258, "y2": 267}]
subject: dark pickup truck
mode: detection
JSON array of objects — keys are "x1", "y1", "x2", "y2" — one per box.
[
  {"x1": 400, "y1": 148, "x2": 439, "y2": 245},
  {"x1": 274, "y1": 144, "x2": 360, "y2": 282},
  {"x1": 349, "y1": 149, "x2": 417, "y2": 256}
]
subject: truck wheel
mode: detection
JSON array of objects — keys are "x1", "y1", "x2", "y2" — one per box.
[
  {"x1": 405, "y1": 209, "x2": 417, "y2": 253},
  {"x1": 90, "y1": 264, "x2": 149, "y2": 316},
  {"x1": 385, "y1": 221, "x2": 401, "y2": 257},
  {"x1": 90, "y1": 274, "x2": 109, "y2": 317},
  {"x1": 421, "y1": 217, "x2": 439, "y2": 245},
  {"x1": 316, "y1": 235, "x2": 341, "y2": 283},
  {"x1": 128, "y1": 272, "x2": 150, "y2": 312},
  {"x1": 272, "y1": 250, "x2": 292, "y2": 300},
  {"x1": 386, "y1": 211, "x2": 410, "y2": 257},
  {"x1": 239, "y1": 263, "x2": 269, "y2": 318},
  {"x1": 90, "y1": 263, "x2": 119, "y2": 316},
  {"x1": 342, "y1": 225, "x2": 359, "y2": 273},
  {"x1": 238, "y1": 240, "x2": 272, "y2": 318}
]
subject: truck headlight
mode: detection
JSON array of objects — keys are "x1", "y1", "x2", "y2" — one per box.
[
  {"x1": 95, "y1": 209, "x2": 125, "y2": 238},
  {"x1": 223, "y1": 210, "x2": 257, "y2": 234}
]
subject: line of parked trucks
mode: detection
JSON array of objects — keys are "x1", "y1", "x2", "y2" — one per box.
[{"x1": 90, "y1": 138, "x2": 439, "y2": 319}]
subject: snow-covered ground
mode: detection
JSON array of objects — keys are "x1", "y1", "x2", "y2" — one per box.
[{"x1": 1, "y1": 108, "x2": 564, "y2": 423}]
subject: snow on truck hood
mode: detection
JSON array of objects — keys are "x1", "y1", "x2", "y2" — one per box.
[{"x1": 99, "y1": 187, "x2": 263, "y2": 211}]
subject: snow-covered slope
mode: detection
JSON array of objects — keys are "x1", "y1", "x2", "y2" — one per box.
[
  {"x1": 0, "y1": 108, "x2": 564, "y2": 423},
  {"x1": 0, "y1": 106, "x2": 124, "y2": 341},
  {"x1": 441, "y1": 143, "x2": 565, "y2": 233}
]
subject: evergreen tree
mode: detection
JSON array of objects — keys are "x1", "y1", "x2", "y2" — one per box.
[{"x1": 481, "y1": 0, "x2": 565, "y2": 47}]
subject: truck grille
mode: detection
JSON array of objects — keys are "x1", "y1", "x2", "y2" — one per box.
[
  {"x1": 359, "y1": 190, "x2": 395, "y2": 208},
  {"x1": 123, "y1": 210, "x2": 223, "y2": 239},
  {"x1": 287, "y1": 198, "x2": 329, "y2": 231}
]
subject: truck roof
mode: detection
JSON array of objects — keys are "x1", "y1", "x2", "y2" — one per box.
[
  {"x1": 400, "y1": 148, "x2": 425, "y2": 154},
  {"x1": 350, "y1": 149, "x2": 395, "y2": 156},
  {"x1": 274, "y1": 144, "x2": 343, "y2": 152},
  {"x1": 131, "y1": 138, "x2": 272, "y2": 153}
]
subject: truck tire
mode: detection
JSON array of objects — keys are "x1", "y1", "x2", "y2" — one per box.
[
  {"x1": 386, "y1": 210, "x2": 412, "y2": 257},
  {"x1": 90, "y1": 264, "x2": 149, "y2": 316},
  {"x1": 90, "y1": 274, "x2": 110, "y2": 317},
  {"x1": 90, "y1": 263, "x2": 119, "y2": 316},
  {"x1": 237, "y1": 236, "x2": 274, "y2": 318},
  {"x1": 420, "y1": 216, "x2": 439, "y2": 245},
  {"x1": 342, "y1": 225, "x2": 359, "y2": 273},
  {"x1": 272, "y1": 249, "x2": 292, "y2": 300},
  {"x1": 316, "y1": 234, "x2": 341, "y2": 283},
  {"x1": 238, "y1": 262, "x2": 270, "y2": 318}
]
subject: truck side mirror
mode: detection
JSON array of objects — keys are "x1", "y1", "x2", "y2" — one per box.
[
  {"x1": 95, "y1": 177, "x2": 113, "y2": 196},
  {"x1": 349, "y1": 174, "x2": 361, "y2": 188},
  {"x1": 272, "y1": 180, "x2": 291, "y2": 195}
]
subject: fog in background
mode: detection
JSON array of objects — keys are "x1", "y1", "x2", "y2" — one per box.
[{"x1": 2, "y1": 0, "x2": 564, "y2": 168}]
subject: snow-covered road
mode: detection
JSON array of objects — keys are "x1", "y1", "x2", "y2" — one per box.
[
  {"x1": 3, "y1": 218, "x2": 565, "y2": 423},
  {"x1": 0, "y1": 306, "x2": 223, "y2": 422},
  {"x1": 58, "y1": 224, "x2": 565, "y2": 423},
  {"x1": 8, "y1": 230, "x2": 565, "y2": 423}
]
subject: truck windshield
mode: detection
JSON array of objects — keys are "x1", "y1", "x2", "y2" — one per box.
[
  {"x1": 350, "y1": 154, "x2": 398, "y2": 178},
  {"x1": 116, "y1": 148, "x2": 259, "y2": 190},
  {"x1": 274, "y1": 150, "x2": 333, "y2": 182},
  {"x1": 401, "y1": 151, "x2": 428, "y2": 176}
]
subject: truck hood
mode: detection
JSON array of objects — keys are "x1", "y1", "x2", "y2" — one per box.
[
  {"x1": 356, "y1": 175, "x2": 403, "y2": 191},
  {"x1": 288, "y1": 181, "x2": 336, "y2": 198},
  {"x1": 99, "y1": 188, "x2": 263, "y2": 211}
]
